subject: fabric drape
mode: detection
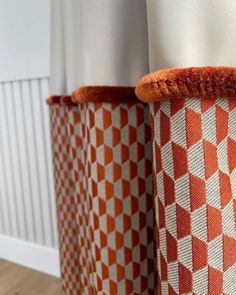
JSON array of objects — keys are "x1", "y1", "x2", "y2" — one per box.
[
  {"x1": 146, "y1": 0, "x2": 236, "y2": 71},
  {"x1": 51, "y1": 0, "x2": 236, "y2": 94},
  {"x1": 50, "y1": 0, "x2": 149, "y2": 94}
]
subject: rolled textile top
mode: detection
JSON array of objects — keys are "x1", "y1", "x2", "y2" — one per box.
[
  {"x1": 46, "y1": 96, "x2": 62, "y2": 105},
  {"x1": 46, "y1": 95, "x2": 76, "y2": 106},
  {"x1": 72, "y1": 86, "x2": 139, "y2": 103},
  {"x1": 60, "y1": 95, "x2": 76, "y2": 107},
  {"x1": 135, "y1": 67, "x2": 236, "y2": 103}
]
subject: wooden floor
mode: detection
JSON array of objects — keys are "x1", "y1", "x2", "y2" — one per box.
[{"x1": 0, "y1": 259, "x2": 63, "y2": 295}]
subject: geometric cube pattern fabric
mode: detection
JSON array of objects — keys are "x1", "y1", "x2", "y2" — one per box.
[
  {"x1": 49, "y1": 100, "x2": 157, "y2": 294},
  {"x1": 150, "y1": 97, "x2": 236, "y2": 295},
  {"x1": 67, "y1": 102, "x2": 157, "y2": 294},
  {"x1": 49, "y1": 104, "x2": 82, "y2": 294},
  {"x1": 67, "y1": 103, "x2": 96, "y2": 294}
]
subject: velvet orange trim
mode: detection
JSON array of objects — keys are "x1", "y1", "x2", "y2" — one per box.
[
  {"x1": 72, "y1": 86, "x2": 139, "y2": 103},
  {"x1": 46, "y1": 96, "x2": 61, "y2": 105},
  {"x1": 60, "y1": 95, "x2": 77, "y2": 106},
  {"x1": 46, "y1": 95, "x2": 76, "y2": 106},
  {"x1": 135, "y1": 67, "x2": 236, "y2": 102}
]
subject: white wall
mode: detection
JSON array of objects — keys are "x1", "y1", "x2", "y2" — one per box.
[
  {"x1": 0, "y1": 0, "x2": 60, "y2": 276},
  {"x1": 0, "y1": 0, "x2": 50, "y2": 81}
]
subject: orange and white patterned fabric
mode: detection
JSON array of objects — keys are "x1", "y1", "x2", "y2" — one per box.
[
  {"x1": 71, "y1": 87, "x2": 158, "y2": 294},
  {"x1": 47, "y1": 67, "x2": 236, "y2": 294},
  {"x1": 48, "y1": 97, "x2": 82, "y2": 294},
  {"x1": 136, "y1": 67, "x2": 236, "y2": 295},
  {"x1": 48, "y1": 88, "x2": 158, "y2": 294},
  {"x1": 150, "y1": 98, "x2": 236, "y2": 294},
  {"x1": 67, "y1": 103, "x2": 96, "y2": 294}
]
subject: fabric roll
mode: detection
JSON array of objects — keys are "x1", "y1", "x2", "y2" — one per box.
[
  {"x1": 72, "y1": 86, "x2": 157, "y2": 294},
  {"x1": 136, "y1": 67, "x2": 236, "y2": 295},
  {"x1": 47, "y1": 96, "x2": 82, "y2": 294}
]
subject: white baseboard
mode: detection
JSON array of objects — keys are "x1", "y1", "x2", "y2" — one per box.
[{"x1": 0, "y1": 234, "x2": 60, "y2": 277}]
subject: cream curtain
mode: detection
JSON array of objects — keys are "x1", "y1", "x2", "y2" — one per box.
[
  {"x1": 146, "y1": 0, "x2": 236, "y2": 71},
  {"x1": 50, "y1": 0, "x2": 149, "y2": 94},
  {"x1": 50, "y1": 0, "x2": 236, "y2": 93}
]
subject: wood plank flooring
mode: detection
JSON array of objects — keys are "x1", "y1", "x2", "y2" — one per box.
[{"x1": 0, "y1": 259, "x2": 63, "y2": 295}]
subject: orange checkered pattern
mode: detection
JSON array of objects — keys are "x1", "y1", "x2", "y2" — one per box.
[
  {"x1": 49, "y1": 104, "x2": 82, "y2": 294},
  {"x1": 68, "y1": 102, "x2": 157, "y2": 294},
  {"x1": 150, "y1": 98, "x2": 236, "y2": 294}
]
